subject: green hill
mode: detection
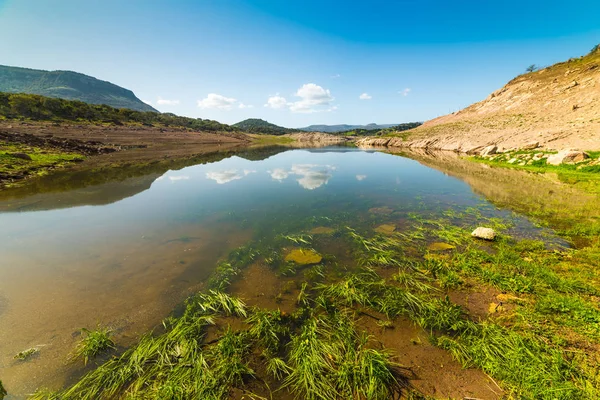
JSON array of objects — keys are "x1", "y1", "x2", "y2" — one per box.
[
  {"x1": 0, "y1": 92, "x2": 237, "y2": 132},
  {"x1": 233, "y1": 118, "x2": 300, "y2": 135},
  {"x1": 0, "y1": 65, "x2": 157, "y2": 112}
]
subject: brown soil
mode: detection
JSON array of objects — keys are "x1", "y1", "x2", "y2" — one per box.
[
  {"x1": 359, "y1": 47, "x2": 600, "y2": 153},
  {"x1": 358, "y1": 314, "x2": 502, "y2": 399},
  {"x1": 229, "y1": 263, "x2": 503, "y2": 399}
]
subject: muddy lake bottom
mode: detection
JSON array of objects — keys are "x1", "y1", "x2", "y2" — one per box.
[{"x1": 0, "y1": 147, "x2": 576, "y2": 399}]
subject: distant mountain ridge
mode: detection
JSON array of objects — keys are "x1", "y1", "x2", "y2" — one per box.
[
  {"x1": 299, "y1": 123, "x2": 399, "y2": 133},
  {"x1": 233, "y1": 118, "x2": 300, "y2": 135},
  {"x1": 0, "y1": 65, "x2": 157, "y2": 112}
]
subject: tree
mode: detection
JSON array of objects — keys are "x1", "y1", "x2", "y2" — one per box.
[{"x1": 526, "y1": 64, "x2": 538, "y2": 73}]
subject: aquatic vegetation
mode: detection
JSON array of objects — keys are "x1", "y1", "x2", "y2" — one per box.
[
  {"x1": 282, "y1": 234, "x2": 313, "y2": 245},
  {"x1": 73, "y1": 327, "x2": 115, "y2": 365},
  {"x1": 0, "y1": 379, "x2": 6, "y2": 400},
  {"x1": 308, "y1": 226, "x2": 336, "y2": 235},
  {"x1": 20, "y1": 156, "x2": 600, "y2": 399},
  {"x1": 13, "y1": 347, "x2": 39, "y2": 361}
]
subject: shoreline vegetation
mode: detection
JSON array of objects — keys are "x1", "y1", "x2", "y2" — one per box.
[{"x1": 16, "y1": 154, "x2": 600, "y2": 399}]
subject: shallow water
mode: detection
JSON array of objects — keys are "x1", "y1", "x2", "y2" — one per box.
[{"x1": 0, "y1": 146, "x2": 563, "y2": 397}]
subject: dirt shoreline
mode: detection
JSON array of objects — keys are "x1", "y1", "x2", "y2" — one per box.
[{"x1": 0, "y1": 121, "x2": 251, "y2": 187}]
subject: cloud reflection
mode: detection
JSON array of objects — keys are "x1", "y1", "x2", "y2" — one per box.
[
  {"x1": 206, "y1": 169, "x2": 255, "y2": 184},
  {"x1": 168, "y1": 175, "x2": 190, "y2": 182},
  {"x1": 291, "y1": 164, "x2": 334, "y2": 190},
  {"x1": 356, "y1": 175, "x2": 367, "y2": 181},
  {"x1": 268, "y1": 168, "x2": 289, "y2": 181},
  {"x1": 266, "y1": 164, "x2": 335, "y2": 190}
]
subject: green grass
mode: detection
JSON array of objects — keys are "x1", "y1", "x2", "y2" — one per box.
[
  {"x1": 0, "y1": 141, "x2": 84, "y2": 185},
  {"x1": 0, "y1": 379, "x2": 7, "y2": 400},
  {"x1": 73, "y1": 327, "x2": 116, "y2": 365}
]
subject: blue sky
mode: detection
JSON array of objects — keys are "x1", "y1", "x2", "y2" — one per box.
[{"x1": 0, "y1": 0, "x2": 598, "y2": 127}]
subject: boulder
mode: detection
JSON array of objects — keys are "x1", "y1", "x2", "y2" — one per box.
[
  {"x1": 471, "y1": 227, "x2": 496, "y2": 241},
  {"x1": 9, "y1": 152, "x2": 32, "y2": 161},
  {"x1": 547, "y1": 150, "x2": 590, "y2": 165},
  {"x1": 374, "y1": 224, "x2": 396, "y2": 235},
  {"x1": 521, "y1": 141, "x2": 540, "y2": 150},
  {"x1": 480, "y1": 145, "x2": 498, "y2": 157}
]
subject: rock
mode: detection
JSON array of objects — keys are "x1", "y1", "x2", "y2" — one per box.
[
  {"x1": 374, "y1": 224, "x2": 396, "y2": 235},
  {"x1": 284, "y1": 249, "x2": 322, "y2": 265},
  {"x1": 507, "y1": 158, "x2": 518, "y2": 164},
  {"x1": 427, "y1": 242, "x2": 455, "y2": 251},
  {"x1": 471, "y1": 227, "x2": 496, "y2": 240},
  {"x1": 521, "y1": 141, "x2": 540, "y2": 150},
  {"x1": 488, "y1": 302, "x2": 505, "y2": 314},
  {"x1": 546, "y1": 149, "x2": 590, "y2": 165},
  {"x1": 9, "y1": 152, "x2": 32, "y2": 161},
  {"x1": 480, "y1": 145, "x2": 497, "y2": 157},
  {"x1": 368, "y1": 206, "x2": 394, "y2": 215}
]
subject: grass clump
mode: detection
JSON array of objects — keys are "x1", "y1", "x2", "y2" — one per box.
[
  {"x1": 73, "y1": 327, "x2": 115, "y2": 365},
  {"x1": 14, "y1": 347, "x2": 39, "y2": 361}
]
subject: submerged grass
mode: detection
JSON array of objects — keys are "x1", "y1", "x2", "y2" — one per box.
[
  {"x1": 28, "y1": 160, "x2": 600, "y2": 399},
  {"x1": 73, "y1": 327, "x2": 115, "y2": 365}
]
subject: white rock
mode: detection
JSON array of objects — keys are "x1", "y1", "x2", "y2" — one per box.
[
  {"x1": 522, "y1": 141, "x2": 540, "y2": 150},
  {"x1": 480, "y1": 145, "x2": 498, "y2": 157},
  {"x1": 471, "y1": 227, "x2": 497, "y2": 241},
  {"x1": 547, "y1": 149, "x2": 590, "y2": 165}
]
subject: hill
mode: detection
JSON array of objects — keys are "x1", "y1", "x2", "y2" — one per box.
[
  {"x1": 299, "y1": 123, "x2": 399, "y2": 133},
  {"x1": 233, "y1": 118, "x2": 300, "y2": 135},
  {"x1": 0, "y1": 65, "x2": 157, "y2": 112},
  {"x1": 361, "y1": 44, "x2": 600, "y2": 152},
  {"x1": 0, "y1": 92, "x2": 236, "y2": 132}
]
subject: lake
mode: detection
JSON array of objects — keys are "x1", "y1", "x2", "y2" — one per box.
[{"x1": 0, "y1": 146, "x2": 566, "y2": 398}]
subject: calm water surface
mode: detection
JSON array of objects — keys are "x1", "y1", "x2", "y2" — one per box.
[{"x1": 0, "y1": 147, "x2": 560, "y2": 397}]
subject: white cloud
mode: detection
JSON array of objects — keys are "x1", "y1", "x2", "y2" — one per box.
[
  {"x1": 400, "y1": 88, "x2": 411, "y2": 96},
  {"x1": 142, "y1": 99, "x2": 152, "y2": 105},
  {"x1": 157, "y1": 97, "x2": 180, "y2": 106},
  {"x1": 356, "y1": 175, "x2": 367, "y2": 181},
  {"x1": 359, "y1": 93, "x2": 372, "y2": 100},
  {"x1": 238, "y1": 103, "x2": 254, "y2": 109},
  {"x1": 268, "y1": 168, "x2": 289, "y2": 181},
  {"x1": 264, "y1": 94, "x2": 289, "y2": 109},
  {"x1": 265, "y1": 84, "x2": 336, "y2": 113},
  {"x1": 289, "y1": 83, "x2": 335, "y2": 113},
  {"x1": 331, "y1": 74, "x2": 341, "y2": 79},
  {"x1": 197, "y1": 93, "x2": 238, "y2": 110}
]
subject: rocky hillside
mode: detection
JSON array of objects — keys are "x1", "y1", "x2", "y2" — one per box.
[
  {"x1": 300, "y1": 123, "x2": 399, "y2": 133},
  {"x1": 0, "y1": 65, "x2": 157, "y2": 112},
  {"x1": 359, "y1": 45, "x2": 600, "y2": 152}
]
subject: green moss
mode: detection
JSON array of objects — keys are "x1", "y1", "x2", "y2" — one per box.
[
  {"x1": 0, "y1": 141, "x2": 84, "y2": 185},
  {"x1": 285, "y1": 248, "x2": 323, "y2": 265}
]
